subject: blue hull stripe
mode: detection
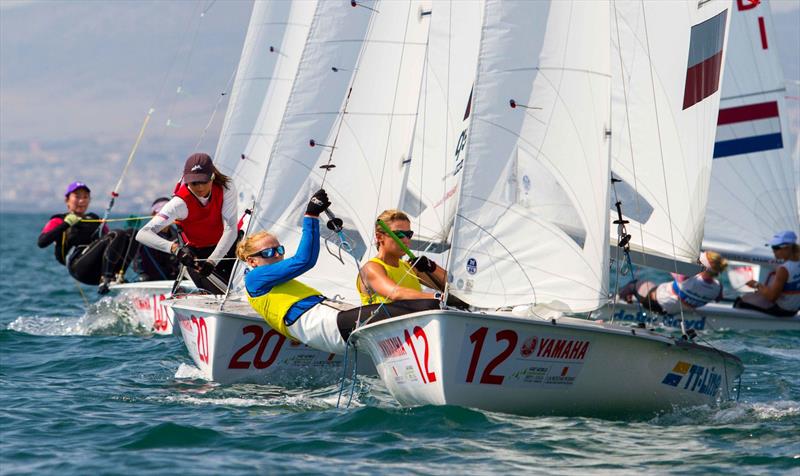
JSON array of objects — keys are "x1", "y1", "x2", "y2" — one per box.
[{"x1": 713, "y1": 133, "x2": 783, "y2": 159}]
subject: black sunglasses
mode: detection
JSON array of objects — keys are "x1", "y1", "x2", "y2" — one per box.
[
  {"x1": 771, "y1": 244, "x2": 789, "y2": 251},
  {"x1": 250, "y1": 245, "x2": 285, "y2": 259},
  {"x1": 388, "y1": 230, "x2": 414, "y2": 239}
]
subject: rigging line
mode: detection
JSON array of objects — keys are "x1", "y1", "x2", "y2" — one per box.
[
  {"x1": 97, "y1": 109, "x2": 155, "y2": 236},
  {"x1": 370, "y1": 0, "x2": 418, "y2": 230},
  {"x1": 194, "y1": 66, "x2": 238, "y2": 151},
  {"x1": 612, "y1": 0, "x2": 648, "y2": 270},
  {"x1": 720, "y1": 87, "x2": 786, "y2": 101},
  {"x1": 640, "y1": 2, "x2": 686, "y2": 336},
  {"x1": 161, "y1": 1, "x2": 206, "y2": 134}
]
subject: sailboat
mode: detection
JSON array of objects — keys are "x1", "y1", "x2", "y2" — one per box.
[
  {"x1": 349, "y1": 0, "x2": 743, "y2": 416},
  {"x1": 169, "y1": 0, "x2": 433, "y2": 383},
  {"x1": 592, "y1": 0, "x2": 800, "y2": 331}
]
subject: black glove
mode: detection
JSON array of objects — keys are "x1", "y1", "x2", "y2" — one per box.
[
  {"x1": 305, "y1": 189, "x2": 331, "y2": 217},
  {"x1": 176, "y1": 246, "x2": 196, "y2": 268},
  {"x1": 409, "y1": 255, "x2": 436, "y2": 273},
  {"x1": 196, "y1": 260, "x2": 215, "y2": 278}
]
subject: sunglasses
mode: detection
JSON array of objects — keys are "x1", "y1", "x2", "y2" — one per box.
[
  {"x1": 250, "y1": 245, "x2": 285, "y2": 259},
  {"x1": 385, "y1": 230, "x2": 414, "y2": 240},
  {"x1": 771, "y1": 244, "x2": 790, "y2": 251}
]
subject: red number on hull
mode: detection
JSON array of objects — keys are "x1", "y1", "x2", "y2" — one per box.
[
  {"x1": 190, "y1": 315, "x2": 209, "y2": 364},
  {"x1": 404, "y1": 326, "x2": 437, "y2": 384},
  {"x1": 466, "y1": 327, "x2": 518, "y2": 385},
  {"x1": 228, "y1": 325, "x2": 286, "y2": 370}
]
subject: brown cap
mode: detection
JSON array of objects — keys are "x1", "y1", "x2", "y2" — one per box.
[{"x1": 183, "y1": 153, "x2": 213, "y2": 183}]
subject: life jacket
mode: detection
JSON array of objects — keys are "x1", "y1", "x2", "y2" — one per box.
[
  {"x1": 357, "y1": 257, "x2": 421, "y2": 305},
  {"x1": 246, "y1": 279, "x2": 322, "y2": 338},
  {"x1": 49, "y1": 213, "x2": 102, "y2": 265},
  {"x1": 173, "y1": 182, "x2": 224, "y2": 248},
  {"x1": 669, "y1": 274, "x2": 721, "y2": 309},
  {"x1": 776, "y1": 260, "x2": 800, "y2": 312}
]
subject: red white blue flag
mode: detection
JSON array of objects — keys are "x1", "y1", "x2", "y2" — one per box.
[
  {"x1": 682, "y1": 11, "x2": 728, "y2": 110},
  {"x1": 713, "y1": 101, "x2": 783, "y2": 158}
]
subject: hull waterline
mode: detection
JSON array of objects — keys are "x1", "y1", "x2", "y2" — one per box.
[
  {"x1": 351, "y1": 310, "x2": 743, "y2": 417},
  {"x1": 170, "y1": 296, "x2": 376, "y2": 385},
  {"x1": 588, "y1": 301, "x2": 800, "y2": 331}
]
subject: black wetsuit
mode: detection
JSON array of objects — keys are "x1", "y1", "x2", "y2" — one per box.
[{"x1": 38, "y1": 213, "x2": 133, "y2": 285}]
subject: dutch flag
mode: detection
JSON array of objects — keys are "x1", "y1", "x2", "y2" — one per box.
[{"x1": 713, "y1": 100, "x2": 783, "y2": 159}]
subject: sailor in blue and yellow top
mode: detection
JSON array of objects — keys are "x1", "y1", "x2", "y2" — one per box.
[{"x1": 238, "y1": 189, "x2": 348, "y2": 353}]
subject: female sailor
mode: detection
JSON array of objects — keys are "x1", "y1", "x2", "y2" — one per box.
[
  {"x1": 619, "y1": 251, "x2": 728, "y2": 315},
  {"x1": 238, "y1": 192, "x2": 440, "y2": 353},
  {"x1": 131, "y1": 197, "x2": 180, "y2": 281},
  {"x1": 356, "y1": 209, "x2": 447, "y2": 304},
  {"x1": 37, "y1": 181, "x2": 133, "y2": 294},
  {"x1": 136, "y1": 153, "x2": 238, "y2": 294},
  {"x1": 735, "y1": 230, "x2": 800, "y2": 317}
]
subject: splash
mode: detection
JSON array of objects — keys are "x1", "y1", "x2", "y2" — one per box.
[{"x1": 6, "y1": 296, "x2": 152, "y2": 336}]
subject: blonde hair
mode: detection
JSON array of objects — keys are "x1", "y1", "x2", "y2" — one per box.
[
  {"x1": 375, "y1": 209, "x2": 411, "y2": 249},
  {"x1": 702, "y1": 251, "x2": 728, "y2": 276},
  {"x1": 236, "y1": 230, "x2": 276, "y2": 261}
]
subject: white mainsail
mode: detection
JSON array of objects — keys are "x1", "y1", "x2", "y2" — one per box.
[
  {"x1": 249, "y1": 0, "x2": 430, "y2": 300},
  {"x1": 213, "y1": 0, "x2": 317, "y2": 215},
  {"x1": 448, "y1": 0, "x2": 612, "y2": 312},
  {"x1": 703, "y1": 0, "x2": 800, "y2": 263},
  {"x1": 400, "y1": 0, "x2": 484, "y2": 246},
  {"x1": 610, "y1": 1, "x2": 732, "y2": 270}
]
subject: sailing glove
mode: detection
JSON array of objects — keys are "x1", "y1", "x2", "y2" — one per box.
[
  {"x1": 63, "y1": 213, "x2": 81, "y2": 226},
  {"x1": 196, "y1": 260, "x2": 215, "y2": 278},
  {"x1": 410, "y1": 256, "x2": 436, "y2": 273},
  {"x1": 305, "y1": 189, "x2": 331, "y2": 217},
  {"x1": 176, "y1": 246, "x2": 196, "y2": 268}
]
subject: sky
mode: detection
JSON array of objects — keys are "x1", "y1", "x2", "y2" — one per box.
[{"x1": 0, "y1": 0, "x2": 799, "y2": 214}]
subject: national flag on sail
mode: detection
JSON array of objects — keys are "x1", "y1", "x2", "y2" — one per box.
[
  {"x1": 713, "y1": 100, "x2": 783, "y2": 158},
  {"x1": 682, "y1": 11, "x2": 728, "y2": 110}
]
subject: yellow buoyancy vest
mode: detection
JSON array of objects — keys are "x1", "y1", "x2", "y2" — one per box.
[
  {"x1": 357, "y1": 257, "x2": 422, "y2": 305},
  {"x1": 247, "y1": 279, "x2": 322, "y2": 338}
]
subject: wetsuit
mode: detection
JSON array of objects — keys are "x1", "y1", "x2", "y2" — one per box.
[
  {"x1": 133, "y1": 226, "x2": 180, "y2": 281},
  {"x1": 38, "y1": 213, "x2": 132, "y2": 285}
]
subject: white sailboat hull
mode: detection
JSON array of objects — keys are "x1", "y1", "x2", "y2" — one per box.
[
  {"x1": 170, "y1": 297, "x2": 376, "y2": 385},
  {"x1": 108, "y1": 281, "x2": 195, "y2": 335},
  {"x1": 350, "y1": 310, "x2": 743, "y2": 417},
  {"x1": 589, "y1": 302, "x2": 800, "y2": 331}
]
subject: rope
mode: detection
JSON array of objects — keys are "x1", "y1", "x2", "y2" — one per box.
[
  {"x1": 80, "y1": 216, "x2": 151, "y2": 223},
  {"x1": 96, "y1": 109, "x2": 154, "y2": 237}
]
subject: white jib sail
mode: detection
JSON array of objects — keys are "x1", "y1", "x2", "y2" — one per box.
[
  {"x1": 449, "y1": 0, "x2": 612, "y2": 312},
  {"x1": 251, "y1": 0, "x2": 430, "y2": 300},
  {"x1": 610, "y1": 0, "x2": 732, "y2": 267},
  {"x1": 702, "y1": 0, "x2": 800, "y2": 263},
  {"x1": 400, "y1": 0, "x2": 484, "y2": 246},
  {"x1": 213, "y1": 0, "x2": 317, "y2": 217}
]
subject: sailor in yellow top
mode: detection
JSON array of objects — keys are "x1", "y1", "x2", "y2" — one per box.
[
  {"x1": 357, "y1": 209, "x2": 447, "y2": 304},
  {"x1": 240, "y1": 195, "x2": 444, "y2": 353}
]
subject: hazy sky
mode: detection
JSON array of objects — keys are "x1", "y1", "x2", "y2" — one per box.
[{"x1": 1, "y1": 0, "x2": 799, "y2": 213}]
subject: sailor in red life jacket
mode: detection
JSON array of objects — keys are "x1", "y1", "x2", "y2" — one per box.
[
  {"x1": 619, "y1": 251, "x2": 728, "y2": 315},
  {"x1": 734, "y1": 230, "x2": 800, "y2": 317},
  {"x1": 135, "y1": 153, "x2": 238, "y2": 294}
]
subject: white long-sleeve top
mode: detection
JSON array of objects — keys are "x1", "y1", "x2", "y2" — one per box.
[{"x1": 136, "y1": 182, "x2": 238, "y2": 265}]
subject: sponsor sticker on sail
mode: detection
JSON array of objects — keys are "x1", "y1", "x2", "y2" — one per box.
[{"x1": 682, "y1": 10, "x2": 728, "y2": 110}]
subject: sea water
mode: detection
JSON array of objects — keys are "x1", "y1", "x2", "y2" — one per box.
[{"x1": 1, "y1": 213, "x2": 798, "y2": 475}]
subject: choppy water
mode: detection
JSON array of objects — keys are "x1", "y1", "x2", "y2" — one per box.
[{"x1": 1, "y1": 213, "x2": 798, "y2": 474}]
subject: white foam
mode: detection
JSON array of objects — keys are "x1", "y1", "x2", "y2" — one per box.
[
  {"x1": 173, "y1": 363, "x2": 210, "y2": 380},
  {"x1": 712, "y1": 400, "x2": 800, "y2": 423},
  {"x1": 6, "y1": 296, "x2": 151, "y2": 336}
]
